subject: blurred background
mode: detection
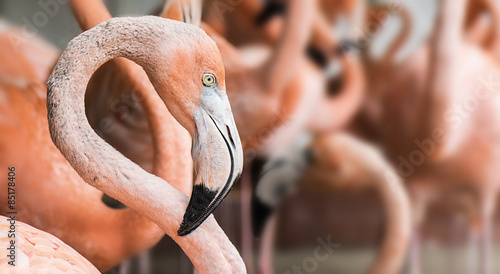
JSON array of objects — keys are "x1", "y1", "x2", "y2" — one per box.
[
  {"x1": 2, "y1": 0, "x2": 500, "y2": 274},
  {"x1": 0, "y1": 0, "x2": 434, "y2": 53}
]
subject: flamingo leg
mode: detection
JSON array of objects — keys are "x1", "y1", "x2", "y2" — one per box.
[
  {"x1": 478, "y1": 191, "x2": 496, "y2": 274},
  {"x1": 408, "y1": 189, "x2": 429, "y2": 274},
  {"x1": 478, "y1": 213, "x2": 492, "y2": 274},
  {"x1": 137, "y1": 250, "x2": 151, "y2": 274},
  {"x1": 447, "y1": 215, "x2": 464, "y2": 274},
  {"x1": 467, "y1": 222, "x2": 479, "y2": 274},
  {"x1": 118, "y1": 260, "x2": 130, "y2": 274},
  {"x1": 258, "y1": 214, "x2": 278, "y2": 274},
  {"x1": 408, "y1": 225, "x2": 422, "y2": 274}
]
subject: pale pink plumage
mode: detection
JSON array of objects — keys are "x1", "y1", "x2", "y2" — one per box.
[{"x1": 0, "y1": 215, "x2": 99, "y2": 274}]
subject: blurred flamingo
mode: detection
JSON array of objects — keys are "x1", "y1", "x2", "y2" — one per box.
[
  {"x1": 366, "y1": 1, "x2": 500, "y2": 273},
  {"x1": 252, "y1": 133, "x2": 410, "y2": 274}
]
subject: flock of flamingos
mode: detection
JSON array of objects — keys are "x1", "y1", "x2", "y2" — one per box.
[{"x1": 0, "y1": 0, "x2": 500, "y2": 273}]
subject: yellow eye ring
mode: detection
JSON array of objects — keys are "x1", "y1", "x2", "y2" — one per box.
[{"x1": 202, "y1": 73, "x2": 216, "y2": 86}]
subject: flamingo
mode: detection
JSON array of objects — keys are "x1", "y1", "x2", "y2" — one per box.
[
  {"x1": 47, "y1": 12, "x2": 245, "y2": 240},
  {"x1": 354, "y1": 0, "x2": 494, "y2": 141},
  {"x1": 338, "y1": 1, "x2": 500, "y2": 273},
  {"x1": 252, "y1": 133, "x2": 411, "y2": 274},
  {"x1": 0, "y1": 215, "x2": 100, "y2": 273},
  {"x1": 341, "y1": 1, "x2": 500, "y2": 273},
  {"x1": 365, "y1": 0, "x2": 500, "y2": 273},
  {"x1": 2, "y1": 15, "x2": 245, "y2": 273}
]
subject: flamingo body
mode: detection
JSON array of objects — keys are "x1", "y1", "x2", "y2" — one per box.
[{"x1": 0, "y1": 215, "x2": 100, "y2": 274}]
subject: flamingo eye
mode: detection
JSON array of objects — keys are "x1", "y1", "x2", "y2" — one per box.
[{"x1": 202, "y1": 73, "x2": 216, "y2": 87}]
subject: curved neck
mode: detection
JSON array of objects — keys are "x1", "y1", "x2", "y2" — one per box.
[
  {"x1": 238, "y1": 0, "x2": 265, "y2": 21},
  {"x1": 265, "y1": 0, "x2": 315, "y2": 96},
  {"x1": 305, "y1": 135, "x2": 410, "y2": 274},
  {"x1": 70, "y1": 0, "x2": 111, "y2": 29},
  {"x1": 418, "y1": 0, "x2": 466, "y2": 155},
  {"x1": 369, "y1": 168, "x2": 411, "y2": 274},
  {"x1": 47, "y1": 17, "x2": 243, "y2": 273},
  {"x1": 109, "y1": 59, "x2": 193, "y2": 195},
  {"x1": 310, "y1": 13, "x2": 338, "y2": 54},
  {"x1": 364, "y1": 4, "x2": 413, "y2": 64},
  {"x1": 70, "y1": 0, "x2": 192, "y2": 194},
  {"x1": 307, "y1": 55, "x2": 365, "y2": 132},
  {"x1": 382, "y1": 4, "x2": 412, "y2": 62},
  {"x1": 161, "y1": 0, "x2": 202, "y2": 25},
  {"x1": 161, "y1": 0, "x2": 184, "y2": 21},
  {"x1": 201, "y1": 23, "x2": 246, "y2": 75}
]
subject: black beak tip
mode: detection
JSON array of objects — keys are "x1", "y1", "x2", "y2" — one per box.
[
  {"x1": 251, "y1": 193, "x2": 275, "y2": 237},
  {"x1": 177, "y1": 223, "x2": 192, "y2": 237},
  {"x1": 177, "y1": 184, "x2": 218, "y2": 236},
  {"x1": 177, "y1": 210, "x2": 202, "y2": 236}
]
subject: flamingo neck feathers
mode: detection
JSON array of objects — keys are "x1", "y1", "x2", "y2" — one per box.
[
  {"x1": 47, "y1": 17, "x2": 189, "y2": 195},
  {"x1": 265, "y1": 0, "x2": 315, "y2": 96},
  {"x1": 71, "y1": 1, "x2": 193, "y2": 195},
  {"x1": 418, "y1": 0, "x2": 466, "y2": 157},
  {"x1": 370, "y1": 163, "x2": 410, "y2": 274},
  {"x1": 382, "y1": 4, "x2": 412, "y2": 62},
  {"x1": 46, "y1": 16, "x2": 243, "y2": 273}
]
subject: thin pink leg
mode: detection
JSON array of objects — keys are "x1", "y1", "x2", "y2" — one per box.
[
  {"x1": 447, "y1": 215, "x2": 463, "y2": 274},
  {"x1": 119, "y1": 260, "x2": 130, "y2": 274},
  {"x1": 478, "y1": 212, "x2": 493, "y2": 274},
  {"x1": 409, "y1": 225, "x2": 422, "y2": 274},
  {"x1": 138, "y1": 250, "x2": 151, "y2": 274},
  {"x1": 479, "y1": 217, "x2": 492, "y2": 274},
  {"x1": 259, "y1": 214, "x2": 277, "y2": 274},
  {"x1": 467, "y1": 223, "x2": 479, "y2": 274},
  {"x1": 478, "y1": 191, "x2": 496, "y2": 274},
  {"x1": 408, "y1": 190, "x2": 428, "y2": 274}
]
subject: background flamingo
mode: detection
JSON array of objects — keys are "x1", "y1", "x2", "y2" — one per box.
[{"x1": 253, "y1": 133, "x2": 411, "y2": 274}]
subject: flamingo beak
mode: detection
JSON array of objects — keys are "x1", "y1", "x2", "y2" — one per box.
[
  {"x1": 178, "y1": 89, "x2": 243, "y2": 236},
  {"x1": 252, "y1": 146, "x2": 314, "y2": 236}
]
